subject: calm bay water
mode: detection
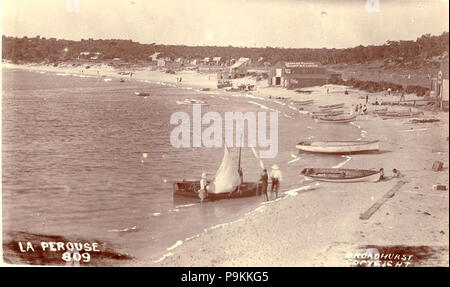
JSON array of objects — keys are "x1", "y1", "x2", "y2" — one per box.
[{"x1": 2, "y1": 69, "x2": 361, "y2": 262}]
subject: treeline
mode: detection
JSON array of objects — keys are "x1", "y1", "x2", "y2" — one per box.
[
  {"x1": 330, "y1": 77, "x2": 430, "y2": 97},
  {"x1": 2, "y1": 32, "x2": 448, "y2": 66}
]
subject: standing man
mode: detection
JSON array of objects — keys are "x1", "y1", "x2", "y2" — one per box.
[
  {"x1": 270, "y1": 165, "x2": 283, "y2": 199},
  {"x1": 199, "y1": 172, "x2": 208, "y2": 203},
  {"x1": 259, "y1": 169, "x2": 269, "y2": 201},
  {"x1": 365, "y1": 94, "x2": 369, "y2": 104}
]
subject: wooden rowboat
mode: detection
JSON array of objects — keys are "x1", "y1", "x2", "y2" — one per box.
[
  {"x1": 318, "y1": 114, "x2": 357, "y2": 123},
  {"x1": 319, "y1": 103, "x2": 344, "y2": 110},
  {"x1": 372, "y1": 107, "x2": 388, "y2": 114},
  {"x1": 301, "y1": 168, "x2": 380, "y2": 183},
  {"x1": 291, "y1": 99, "x2": 314, "y2": 105},
  {"x1": 312, "y1": 110, "x2": 344, "y2": 118},
  {"x1": 381, "y1": 111, "x2": 424, "y2": 120},
  {"x1": 296, "y1": 140, "x2": 379, "y2": 154}
]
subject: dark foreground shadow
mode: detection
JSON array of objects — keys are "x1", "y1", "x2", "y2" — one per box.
[
  {"x1": 2, "y1": 231, "x2": 133, "y2": 266},
  {"x1": 357, "y1": 245, "x2": 448, "y2": 267}
]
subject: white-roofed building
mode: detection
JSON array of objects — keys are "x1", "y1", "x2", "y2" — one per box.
[
  {"x1": 149, "y1": 52, "x2": 161, "y2": 61},
  {"x1": 229, "y1": 57, "x2": 250, "y2": 78}
]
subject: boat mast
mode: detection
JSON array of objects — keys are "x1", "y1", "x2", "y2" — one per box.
[{"x1": 238, "y1": 146, "x2": 242, "y2": 171}]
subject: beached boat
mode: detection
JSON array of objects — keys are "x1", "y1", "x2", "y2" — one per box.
[
  {"x1": 291, "y1": 99, "x2": 314, "y2": 105},
  {"x1": 300, "y1": 168, "x2": 380, "y2": 183},
  {"x1": 372, "y1": 107, "x2": 388, "y2": 115},
  {"x1": 296, "y1": 140, "x2": 379, "y2": 154},
  {"x1": 173, "y1": 147, "x2": 259, "y2": 201},
  {"x1": 318, "y1": 114, "x2": 357, "y2": 123},
  {"x1": 312, "y1": 110, "x2": 344, "y2": 118},
  {"x1": 295, "y1": 89, "x2": 313, "y2": 94},
  {"x1": 176, "y1": 99, "x2": 208, "y2": 106},
  {"x1": 381, "y1": 111, "x2": 424, "y2": 119},
  {"x1": 318, "y1": 103, "x2": 345, "y2": 110}
]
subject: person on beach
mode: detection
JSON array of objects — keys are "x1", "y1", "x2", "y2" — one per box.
[
  {"x1": 355, "y1": 104, "x2": 359, "y2": 113},
  {"x1": 362, "y1": 105, "x2": 367, "y2": 114},
  {"x1": 366, "y1": 95, "x2": 369, "y2": 104},
  {"x1": 392, "y1": 168, "x2": 404, "y2": 178},
  {"x1": 198, "y1": 172, "x2": 208, "y2": 203},
  {"x1": 259, "y1": 169, "x2": 269, "y2": 201},
  {"x1": 270, "y1": 165, "x2": 283, "y2": 199},
  {"x1": 378, "y1": 168, "x2": 385, "y2": 181}
]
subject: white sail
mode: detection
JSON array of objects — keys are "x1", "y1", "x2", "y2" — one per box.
[{"x1": 208, "y1": 148, "x2": 241, "y2": 194}]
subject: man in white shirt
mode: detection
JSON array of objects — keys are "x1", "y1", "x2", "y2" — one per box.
[{"x1": 199, "y1": 172, "x2": 208, "y2": 203}]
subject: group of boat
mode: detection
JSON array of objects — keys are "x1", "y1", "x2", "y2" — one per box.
[
  {"x1": 173, "y1": 137, "x2": 382, "y2": 201},
  {"x1": 310, "y1": 103, "x2": 358, "y2": 123},
  {"x1": 171, "y1": 97, "x2": 399, "y2": 202}
]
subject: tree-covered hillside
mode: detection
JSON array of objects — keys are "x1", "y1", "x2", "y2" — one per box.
[{"x1": 2, "y1": 32, "x2": 448, "y2": 67}]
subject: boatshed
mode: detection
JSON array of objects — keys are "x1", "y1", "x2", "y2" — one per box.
[{"x1": 268, "y1": 61, "x2": 337, "y2": 89}]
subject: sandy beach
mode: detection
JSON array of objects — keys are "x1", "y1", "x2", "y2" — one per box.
[
  {"x1": 3, "y1": 63, "x2": 449, "y2": 267},
  {"x1": 146, "y1": 107, "x2": 449, "y2": 266}
]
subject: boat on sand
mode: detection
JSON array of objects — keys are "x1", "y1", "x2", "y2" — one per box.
[
  {"x1": 296, "y1": 140, "x2": 379, "y2": 154},
  {"x1": 381, "y1": 111, "x2": 424, "y2": 119},
  {"x1": 317, "y1": 114, "x2": 356, "y2": 123},
  {"x1": 291, "y1": 99, "x2": 314, "y2": 105},
  {"x1": 312, "y1": 110, "x2": 344, "y2": 118},
  {"x1": 301, "y1": 168, "x2": 380, "y2": 183},
  {"x1": 176, "y1": 98, "x2": 209, "y2": 106},
  {"x1": 318, "y1": 103, "x2": 345, "y2": 110}
]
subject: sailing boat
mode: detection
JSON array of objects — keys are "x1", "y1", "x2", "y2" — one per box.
[{"x1": 172, "y1": 147, "x2": 259, "y2": 200}]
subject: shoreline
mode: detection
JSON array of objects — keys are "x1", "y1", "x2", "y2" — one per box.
[{"x1": 2, "y1": 63, "x2": 449, "y2": 266}]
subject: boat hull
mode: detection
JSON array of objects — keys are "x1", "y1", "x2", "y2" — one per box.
[
  {"x1": 172, "y1": 181, "x2": 259, "y2": 201},
  {"x1": 291, "y1": 100, "x2": 314, "y2": 105},
  {"x1": 312, "y1": 110, "x2": 344, "y2": 117},
  {"x1": 296, "y1": 140, "x2": 379, "y2": 154},
  {"x1": 318, "y1": 115, "x2": 357, "y2": 123},
  {"x1": 319, "y1": 103, "x2": 345, "y2": 110},
  {"x1": 381, "y1": 112, "x2": 424, "y2": 119},
  {"x1": 301, "y1": 168, "x2": 380, "y2": 183}
]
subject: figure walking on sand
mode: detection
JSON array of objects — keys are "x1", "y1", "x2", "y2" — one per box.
[{"x1": 270, "y1": 165, "x2": 283, "y2": 199}]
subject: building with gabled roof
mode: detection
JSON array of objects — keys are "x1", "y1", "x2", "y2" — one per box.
[{"x1": 268, "y1": 61, "x2": 338, "y2": 89}]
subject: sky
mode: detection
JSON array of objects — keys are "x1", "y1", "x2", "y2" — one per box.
[{"x1": 1, "y1": 0, "x2": 449, "y2": 48}]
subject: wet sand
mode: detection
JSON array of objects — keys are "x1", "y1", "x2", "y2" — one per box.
[{"x1": 3, "y1": 63, "x2": 449, "y2": 266}]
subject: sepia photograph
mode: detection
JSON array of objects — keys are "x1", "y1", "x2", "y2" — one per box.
[{"x1": 1, "y1": 0, "x2": 449, "y2": 269}]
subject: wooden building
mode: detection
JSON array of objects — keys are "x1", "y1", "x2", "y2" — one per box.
[{"x1": 268, "y1": 61, "x2": 337, "y2": 89}]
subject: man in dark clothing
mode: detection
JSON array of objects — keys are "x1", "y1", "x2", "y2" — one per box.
[{"x1": 259, "y1": 169, "x2": 269, "y2": 201}]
